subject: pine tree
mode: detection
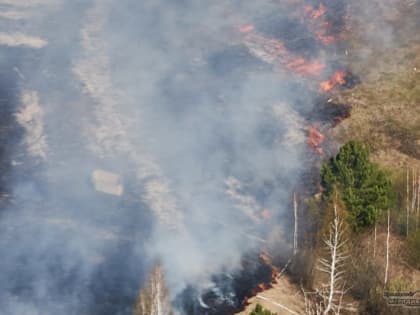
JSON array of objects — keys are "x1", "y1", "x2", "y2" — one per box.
[
  {"x1": 249, "y1": 303, "x2": 278, "y2": 315},
  {"x1": 321, "y1": 141, "x2": 392, "y2": 229}
]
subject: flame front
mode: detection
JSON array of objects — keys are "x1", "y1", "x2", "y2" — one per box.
[
  {"x1": 304, "y1": 2, "x2": 338, "y2": 45},
  {"x1": 315, "y1": 22, "x2": 336, "y2": 44},
  {"x1": 320, "y1": 70, "x2": 346, "y2": 92},
  {"x1": 239, "y1": 26, "x2": 325, "y2": 78},
  {"x1": 304, "y1": 3, "x2": 327, "y2": 19},
  {"x1": 307, "y1": 126, "x2": 325, "y2": 154},
  {"x1": 286, "y1": 57, "x2": 325, "y2": 77},
  {"x1": 238, "y1": 24, "x2": 255, "y2": 33}
]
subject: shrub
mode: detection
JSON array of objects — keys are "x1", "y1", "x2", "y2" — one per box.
[{"x1": 249, "y1": 303, "x2": 277, "y2": 315}]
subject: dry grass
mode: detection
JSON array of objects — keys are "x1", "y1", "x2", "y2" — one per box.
[
  {"x1": 330, "y1": 38, "x2": 420, "y2": 169},
  {"x1": 362, "y1": 230, "x2": 420, "y2": 290},
  {"x1": 236, "y1": 276, "x2": 305, "y2": 315}
]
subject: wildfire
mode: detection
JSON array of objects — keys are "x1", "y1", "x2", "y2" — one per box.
[
  {"x1": 303, "y1": 3, "x2": 339, "y2": 45},
  {"x1": 243, "y1": 31, "x2": 287, "y2": 58},
  {"x1": 240, "y1": 28, "x2": 325, "y2": 78},
  {"x1": 271, "y1": 268, "x2": 278, "y2": 284},
  {"x1": 307, "y1": 126, "x2": 325, "y2": 154},
  {"x1": 315, "y1": 22, "x2": 336, "y2": 44},
  {"x1": 320, "y1": 70, "x2": 346, "y2": 92},
  {"x1": 250, "y1": 282, "x2": 271, "y2": 297},
  {"x1": 259, "y1": 252, "x2": 280, "y2": 283},
  {"x1": 257, "y1": 282, "x2": 270, "y2": 291},
  {"x1": 286, "y1": 57, "x2": 324, "y2": 77},
  {"x1": 241, "y1": 253, "x2": 280, "y2": 305},
  {"x1": 304, "y1": 3, "x2": 326, "y2": 19},
  {"x1": 261, "y1": 208, "x2": 271, "y2": 220},
  {"x1": 238, "y1": 24, "x2": 255, "y2": 33}
]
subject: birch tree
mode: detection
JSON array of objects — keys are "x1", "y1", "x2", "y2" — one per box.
[
  {"x1": 384, "y1": 209, "x2": 390, "y2": 285},
  {"x1": 316, "y1": 202, "x2": 350, "y2": 315},
  {"x1": 303, "y1": 289, "x2": 324, "y2": 315},
  {"x1": 411, "y1": 168, "x2": 417, "y2": 233},
  {"x1": 304, "y1": 201, "x2": 353, "y2": 315},
  {"x1": 134, "y1": 263, "x2": 174, "y2": 315},
  {"x1": 406, "y1": 167, "x2": 409, "y2": 237},
  {"x1": 416, "y1": 169, "x2": 419, "y2": 231},
  {"x1": 406, "y1": 167, "x2": 419, "y2": 235},
  {"x1": 294, "y1": 192, "x2": 298, "y2": 255},
  {"x1": 373, "y1": 224, "x2": 377, "y2": 259}
]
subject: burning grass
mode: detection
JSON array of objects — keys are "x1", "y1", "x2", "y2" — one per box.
[
  {"x1": 331, "y1": 61, "x2": 420, "y2": 162},
  {"x1": 307, "y1": 126, "x2": 325, "y2": 155},
  {"x1": 329, "y1": 26, "x2": 420, "y2": 164}
]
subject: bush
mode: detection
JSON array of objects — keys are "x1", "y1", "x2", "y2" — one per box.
[
  {"x1": 249, "y1": 303, "x2": 277, "y2": 315},
  {"x1": 321, "y1": 141, "x2": 393, "y2": 230}
]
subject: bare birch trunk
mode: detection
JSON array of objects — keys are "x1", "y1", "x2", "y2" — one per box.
[
  {"x1": 412, "y1": 168, "x2": 417, "y2": 217},
  {"x1": 384, "y1": 210, "x2": 390, "y2": 285},
  {"x1": 315, "y1": 200, "x2": 351, "y2": 315},
  {"x1": 416, "y1": 169, "x2": 419, "y2": 231},
  {"x1": 406, "y1": 167, "x2": 410, "y2": 237},
  {"x1": 323, "y1": 203, "x2": 339, "y2": 315},
  {"x1": 373, "y1": 224, "x2": 377, "y2": 259},
  {"x1": 293, "y1": 192, "x2": 298, "y2": 255}
]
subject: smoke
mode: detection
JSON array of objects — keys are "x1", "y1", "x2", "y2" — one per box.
[
  {"x1": 0, "y1": 0, "x2": 416, "y2": 314},
  {"x1": 75, "y1": 0, "x2": 308, "y2": 299}
]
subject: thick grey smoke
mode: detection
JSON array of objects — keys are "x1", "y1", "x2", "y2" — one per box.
[
  {"x1": 2, "y1": 0, "x2": 414, "y2": 314},
  {"x1": 70, "y1": 0, "x2": 308, "y2": 299},
  {"x1": 1, "y1": 0, "x2": 320, "y2": 314}
]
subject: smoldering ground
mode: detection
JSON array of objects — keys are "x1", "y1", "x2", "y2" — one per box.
[{"x1": 0, "y1": 0, "x2": 414, "y2": 314}]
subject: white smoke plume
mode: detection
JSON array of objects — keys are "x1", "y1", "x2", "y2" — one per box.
[{"x1": 0, "y1": 0, "x2": 415, "y2": 314}]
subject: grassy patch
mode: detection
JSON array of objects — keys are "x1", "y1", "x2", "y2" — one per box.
[{"x1": 407, "y1": 230, "x2": 420, "y2": 270}]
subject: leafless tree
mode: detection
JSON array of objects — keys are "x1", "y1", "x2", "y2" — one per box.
[
  {"x1": 134, "y1": 263, "x2": 174, "y2": 315},
  {"x1": 317, "y1": 202, "x2": 350, "y2": 314},
  {"x1": 416, "y1": 169, "x2": 419, "y2": 231},
  {"x1": 303, "y1": 201, "x2": 354, "y2": 315},
  {"x1": 303, "y1": 288, "x2": 324, "y2": 315}
]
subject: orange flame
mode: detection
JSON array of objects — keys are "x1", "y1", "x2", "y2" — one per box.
[
  {"x1": 257, "y1": 282, "x2": 270, "y2": 291},
  {"x1": 304, "y1": 3, "x2": 326, "y2": 19},
  {"x1": 259, "y1": 252, "x2": 280, "y2": 283},
  {"x1": 271, "y1": 268, "x2": 279, "y2": 284},
  {"x1": 303, "y1": 3, "x2": 338, "y2": 45},
  {"x1": 238, "y1": 24, "x2": 255, "y2": 33},
  {"x1": 240, "y1": 30, "x2": 325, "y2": 77},
  {"x1": 240, "y1": 252, "x2": 280, "y2": 305},
  {"x1": 320, "y1": 70, "x2": 346, "y2": 92},
  {"x1": 244, "y1": 32, "x2": 288, "y2": 56},
  {"x1": 315, "y1": 22, "x2": 336, "y2": 44},
  {"x1": 286, "y1": 57, "x2": 325, "y2": 77},
  {"x1": 307, "y1": 127, "x2": 325, "y2": 154}
]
